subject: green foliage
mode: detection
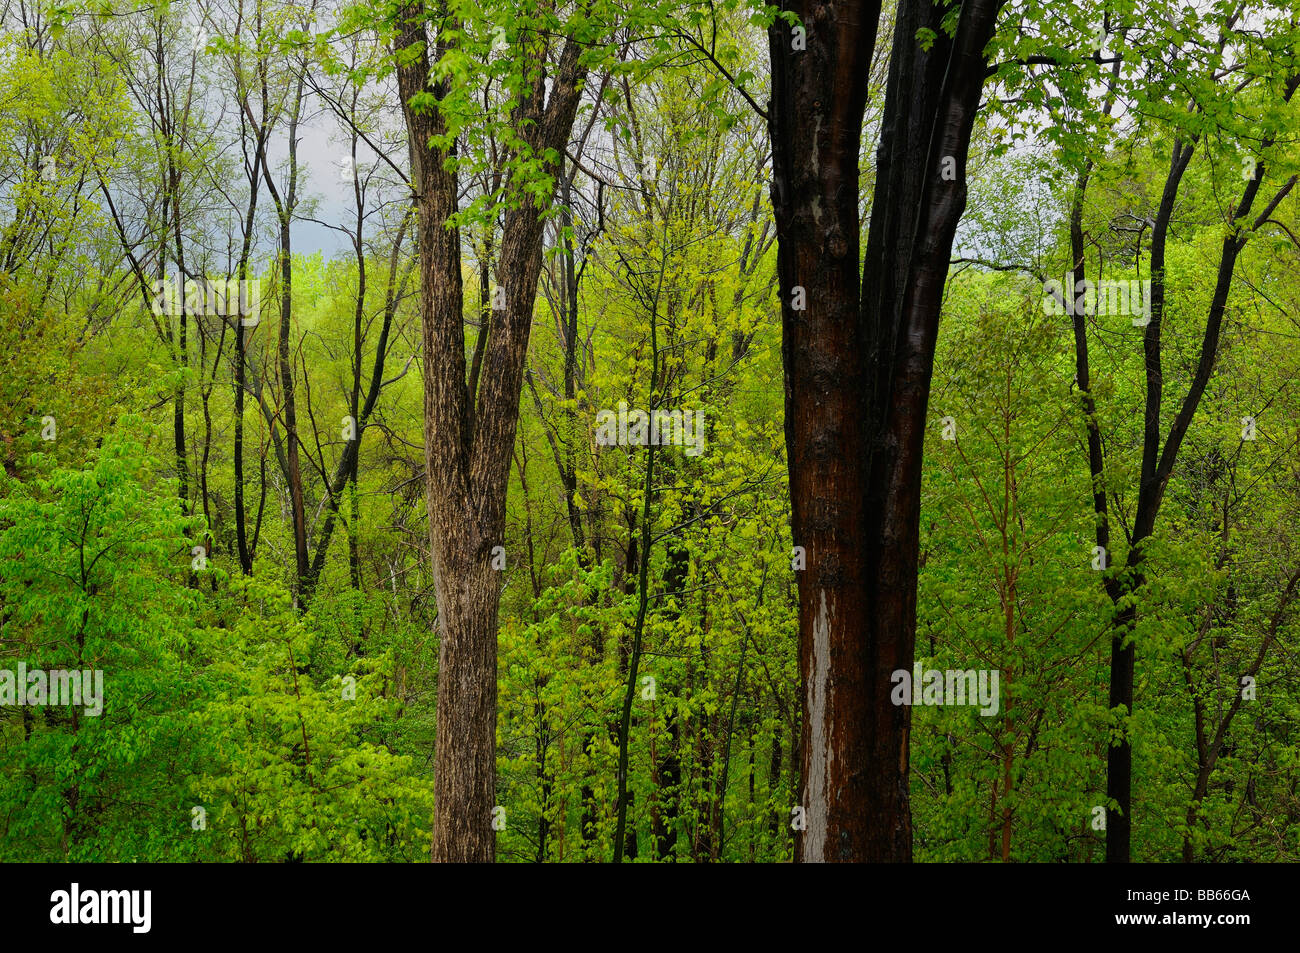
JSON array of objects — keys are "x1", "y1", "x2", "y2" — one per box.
[{"x1": 2, "y1": 0, "x2": 1298, "y2": 864}]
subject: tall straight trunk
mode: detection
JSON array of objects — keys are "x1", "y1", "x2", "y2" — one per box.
[
  {"x1": 348, "y1": 134, "x2": 366, "y2": 593},
  {"x1": 170, "y1": 197, "x2": 189, "y2": 519},
  {"x1": 769, "y1": 0, "x2": 1003, "y2": 861},
  {"x1": 249, "y1": 52, "x2": 311, "y2": 595},
  {"x1": 1059, "y1": 52, "x2": 1141, "y2": 861},
  {"x1": 165, "y1": 172, "x2": 189, "y2": 519},
  {"x1": 231, "y1": 44, "x2": 265, "y2": 578},
  {"x1": 769, "y1": 0, "x2": 877, "y2": 864},
  {"x1": 174, "y1": 306, "x2": 189, "y2": 514},
  {"x1": 277, "y1": 215, "x2": 309, "y2": 593},
  {"x1": 768, "y1": 728, "x2": 782, "y2": 847},
  {"x1": 612, "y1": 438, "x2": 655, "y2": 861},
  {"x1": 157, "y1": 16, "x2": 197, "y2": 519},
  {"x1": 234, "y1": 320, "x2": 253, "y2": 573}
]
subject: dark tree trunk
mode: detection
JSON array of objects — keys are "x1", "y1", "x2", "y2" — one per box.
[
  {"x1": 1064, "y1": 76, "x2": 1298, "y2": 854},
  {"x1": 233, "y1": 320, "x2": 253, "y2": 574},
  {"x1": 768, "y1": 0, "x2": 1003, "y2": 862},
  {"x1": 277, "y1": 217, "x2": 309, "y2": 595},
  {"x1": 250, "y1": 66, "x2": 310, "y2": 596},
  {"x1": 174, "y1": 306, "x2": 189, "y2": 515}
]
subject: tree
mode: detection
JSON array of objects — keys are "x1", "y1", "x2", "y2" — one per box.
[
  {"x1": 767, "y1": 0, "x2": 1005, "y2": 862},
  {"x1": 390, "y1": 0, "x2": 592, "y2": 862},
  {"x1": 1045, "y1": 8, "x2": 1300, "y2": 861}
]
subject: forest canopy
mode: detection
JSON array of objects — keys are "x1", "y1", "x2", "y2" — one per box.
[{"x1": 1, "y1": 0, "x2": 1298, "y2": 863}]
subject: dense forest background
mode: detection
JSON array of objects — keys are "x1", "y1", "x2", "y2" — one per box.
[{"x1": 1, "y1": 0, "x2": 1298, "y2": 862}]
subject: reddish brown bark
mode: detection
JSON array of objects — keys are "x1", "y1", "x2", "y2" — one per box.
[{"x1": 769, "y1": 0, "x2": 1004, "y2": 861}]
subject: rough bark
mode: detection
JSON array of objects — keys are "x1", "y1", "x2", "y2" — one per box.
[{"x1": 394, "y1": 2, "x2": 587, "y2": 862}]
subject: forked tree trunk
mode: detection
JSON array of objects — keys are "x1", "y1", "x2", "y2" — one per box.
[
  {"x1": 769, "y1": 0, "x2": 1003, "y2": 862},
  {"x1": 394, "y1": 1, "x2": 587, "y2": 862}
]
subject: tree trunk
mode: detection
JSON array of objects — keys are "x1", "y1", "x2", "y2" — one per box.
[
  {"x1": 394, "y1": 2, "x2": 588, "y2": 862},
  {"x1": 429, "y1": 548, "x2": 501, "y2": 861},
  {"x1": 769, "y1": 0, "x2": 1003, "y2": 862},
  {"x1": 234, "y1": 320, "x2": 253, "y2": 574}
]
